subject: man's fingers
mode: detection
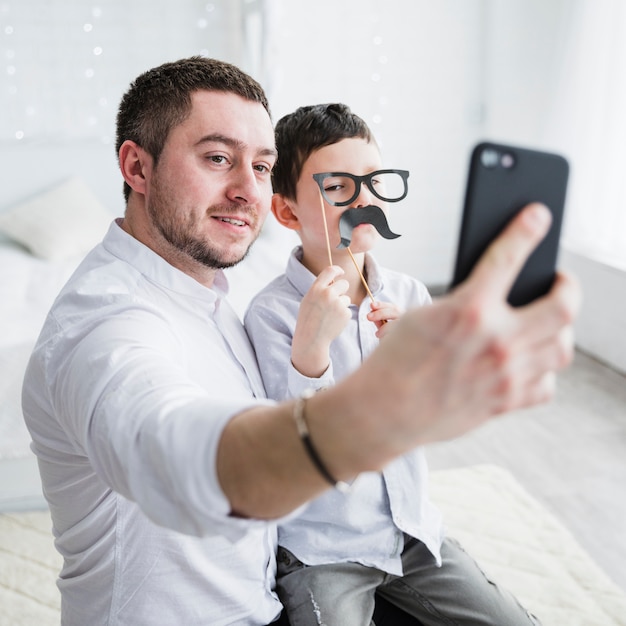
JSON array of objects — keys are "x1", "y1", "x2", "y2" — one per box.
[
  {"x1": 506, "y1": 271, "x2": 580, "y2": 382},
  {"x1": 516, "y1": 271, "x2": 581, "y2": 347},
  {"x1": 467, "y1": 203, "x2": 552, "y2": 300}
]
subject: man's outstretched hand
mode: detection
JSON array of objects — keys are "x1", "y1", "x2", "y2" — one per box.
[{"x1": 313, "y1": 203, "x2": 582, "y2": 476}]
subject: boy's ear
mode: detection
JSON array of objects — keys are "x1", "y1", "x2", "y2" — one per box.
[{"x1": 271, "y1": 193, "x2": 300, "y2": 231}]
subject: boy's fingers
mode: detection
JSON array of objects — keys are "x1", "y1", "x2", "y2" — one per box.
[
  {"x1": 317, "y1": 264, "x2": 345, "y2": 285},
  {"x1": 467, "y1": 203, "x2": 552, "y2": 301}
]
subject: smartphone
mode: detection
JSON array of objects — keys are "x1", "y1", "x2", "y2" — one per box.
[{"x1": 450, "y1": 141, "x2": 569, "y2": 307}]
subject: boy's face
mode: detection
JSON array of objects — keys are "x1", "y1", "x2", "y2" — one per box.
[{"x1": 292, "y1": 137, "x2": 386, "y2": 260}]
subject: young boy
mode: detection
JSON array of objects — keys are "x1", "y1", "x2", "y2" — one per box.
[{"x1": 244, "y1": 103, "x2": 540, "y2": 626}]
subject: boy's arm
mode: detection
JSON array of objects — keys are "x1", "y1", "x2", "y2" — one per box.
[{"x1": 244, "y1": 267, "x2": 348, "y2": 401}]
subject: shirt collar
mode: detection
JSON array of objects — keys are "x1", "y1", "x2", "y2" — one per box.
[
  {"x1": 102, "y1": 219, "x2": 230, "y2": 305},
  {"x1": 286, "y1": 245, "x2": 384, "y2": 297}
]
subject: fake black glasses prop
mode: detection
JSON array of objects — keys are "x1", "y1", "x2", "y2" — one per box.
[{"x1": 312, "y1": 169, "x2": 410, "y2": 207}]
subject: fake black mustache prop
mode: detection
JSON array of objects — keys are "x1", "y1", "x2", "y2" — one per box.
[{"x1": 336, "y1": 205, "x2": 401, "y2": 249}]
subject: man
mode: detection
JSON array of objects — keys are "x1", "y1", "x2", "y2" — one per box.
[{"x1": 22, "y1": 57, "x2": 580, "y2": 625}]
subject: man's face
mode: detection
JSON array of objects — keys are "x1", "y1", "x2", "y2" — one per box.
[{"x1": 144, "y1": 90, "x2": 277, "y2": 275}]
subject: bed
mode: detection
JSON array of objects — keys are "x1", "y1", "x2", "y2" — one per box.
[
  {"x1": 0, "y1": 247, "x2": 80, "y2": 511},
  {"x1": 2, "y1": 464, "x2": 626, "y2": 625}
]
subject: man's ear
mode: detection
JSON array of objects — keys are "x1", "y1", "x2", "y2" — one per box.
[
  {"x1": 271, "y1": 194, "x2": 300, "y2": 231},
  {"x1": 119, "y1": 140, "x2": 151, "y2": 196}
]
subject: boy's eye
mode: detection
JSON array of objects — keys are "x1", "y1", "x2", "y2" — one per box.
[
  {"x1": 323, "y1": 176, "x2": 350, "y2": 192},
  {"x1": 322, "y1": 176, "x2": 355, "y2": 204}
]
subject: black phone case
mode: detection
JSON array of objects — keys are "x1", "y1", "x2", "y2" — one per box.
[{"x1": 451, "y1": 142, "x2": 569, "y2": 306}]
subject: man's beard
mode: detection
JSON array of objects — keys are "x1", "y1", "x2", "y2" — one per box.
[
  {"x1": 147, "y1": 179, "x2": 258, "y2": 270},
  {"x1": 179, "y1": 234, "x2": 252, "y2": 269},
  {"x1": 158, "y1": 213, "x2": 255, "y2": 269}
]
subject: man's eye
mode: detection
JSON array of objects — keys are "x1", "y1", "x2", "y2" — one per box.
[
  {"x1": 208, "y1": 155, "x2": 227, "y2": 164},
  {"x1": 254, "y1": 163, "x2": 271, "y2": 174},
  {"x1": 324, "y1": 183, "x2": 344, "y2": 193}
]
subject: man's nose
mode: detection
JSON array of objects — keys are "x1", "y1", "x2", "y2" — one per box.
[{"x1": 226, "y1": 165, "x2": 262, "y2": 204}]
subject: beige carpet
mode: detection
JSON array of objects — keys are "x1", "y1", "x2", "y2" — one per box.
[{"x1": 1, "y1": 464, "x2": 625, "y2": 625}]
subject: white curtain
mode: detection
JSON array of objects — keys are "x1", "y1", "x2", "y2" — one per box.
[{"x1": 547, "y1": 0, "x2": 626, "y2": 270}]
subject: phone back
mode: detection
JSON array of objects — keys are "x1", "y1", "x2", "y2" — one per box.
[{"x1": 452, "y1": 142, "x2": 569, "y2": 306}]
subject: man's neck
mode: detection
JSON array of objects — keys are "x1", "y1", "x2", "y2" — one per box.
[{"x1": 120, "y1": 216, "x2": 218, "y2": 289}]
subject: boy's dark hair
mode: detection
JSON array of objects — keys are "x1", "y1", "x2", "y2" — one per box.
[
  {"x1": 272, "y1": 103, "x2": 374, "y2": 201},
  {"x1": 116, "y1": 56, "x2": 270, "y2": 202}
]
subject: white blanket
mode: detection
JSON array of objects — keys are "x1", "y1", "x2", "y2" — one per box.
[
  {"x1": 431, "y1": 465, "x2": 626, "y2": 626},
  {"x1": 1, "y1": 464, "x2": 624, "y2": 626},
  {"x1": 0, "y1": 242, "x2": 81, "y2": 462}
]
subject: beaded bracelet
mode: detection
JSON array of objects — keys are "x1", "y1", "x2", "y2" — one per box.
[{"x1": 293, "y1": 390, "x2": 350, "y2": 493}]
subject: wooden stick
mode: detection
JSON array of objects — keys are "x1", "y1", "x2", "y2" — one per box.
[
  {"x1": 346, "y1": 247, "x2": 387, "y2": 324},
  {"x1": 318, "y1": 189, "x2": 385, "y2": 323},
  {"x1": 318, "y1": 189, "x2": 334, "y2": 267},
  {"x1": 346, "y1": 247, "x2": 375, "y2": 303}
]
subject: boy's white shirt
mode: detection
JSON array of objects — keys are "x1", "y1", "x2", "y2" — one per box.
[{"x1": 245, "y1": 246, "x2": 444, "y2": 575}]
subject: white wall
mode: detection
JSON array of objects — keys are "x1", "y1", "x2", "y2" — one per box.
[
  {"x1": 265, "y1": 0, "x2": 486, "y2": 286},
  {"x1": 0, "y1": 0, "x2": 579, "y2": 284},
  {"x1": 478, "y1": 0, "x2": 626, "y2": 374},
  {"x1": 0, "y1": 0, "x2": 252, "y2": 217},
  {"x1": 0, "y1": 143, "x2": 122, "y2": 216},
  {"x1": 265, "y1": 0, "x2": 626, "y2": 374},
  {"x1": 560, "y1": 249, "x2": 626, "y2": 374},
  {"x1": 480, "y1": 0, "x2": 572, "y2": 146},
  {"x1": 1, "y1": 0, "x2": 623, "y2": 372}
]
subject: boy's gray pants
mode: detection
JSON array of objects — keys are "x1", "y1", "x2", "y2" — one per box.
[{"x1": 276, "y1": 535, "x2": 541, "y2": 626}]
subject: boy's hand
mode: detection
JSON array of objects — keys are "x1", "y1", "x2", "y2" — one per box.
[
  {"x1": 367, "y1": 301, "x2": 403, "y2": 339},
  {"x1": 291, "y1": 265, "x2": 351, "y2": 378}
]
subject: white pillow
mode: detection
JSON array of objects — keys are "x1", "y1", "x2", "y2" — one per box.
[{"x1": 0, "y1": 177, "x2": 114, "y2": 260}]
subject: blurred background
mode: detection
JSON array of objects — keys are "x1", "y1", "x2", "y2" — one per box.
[{"x1": 1, "y1": 0, "x2": 625, "y2": 372}]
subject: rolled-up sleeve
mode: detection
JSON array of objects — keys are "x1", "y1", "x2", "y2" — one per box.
[{"x1": 45, "y1": 302, "x2": 273, "y2": 541}]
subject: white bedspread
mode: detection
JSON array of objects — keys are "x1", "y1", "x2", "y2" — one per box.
[
  {"x1": 431, "y1": 464, "x2": 626, "y2": 626},
  {"x1": 1, "y1": 464, "x2": 624, "y2": 626},
  {"x1": 0, "y1": 242, "x2": 82, "y2": 462}
]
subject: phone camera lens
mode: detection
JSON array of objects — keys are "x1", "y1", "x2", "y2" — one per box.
[
  {"x1": 501, "y1": 153, "x2": 515, "y2": 168},
  {"x1": 480, "y1": 148, "x2": 499, "y2": 168}
]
